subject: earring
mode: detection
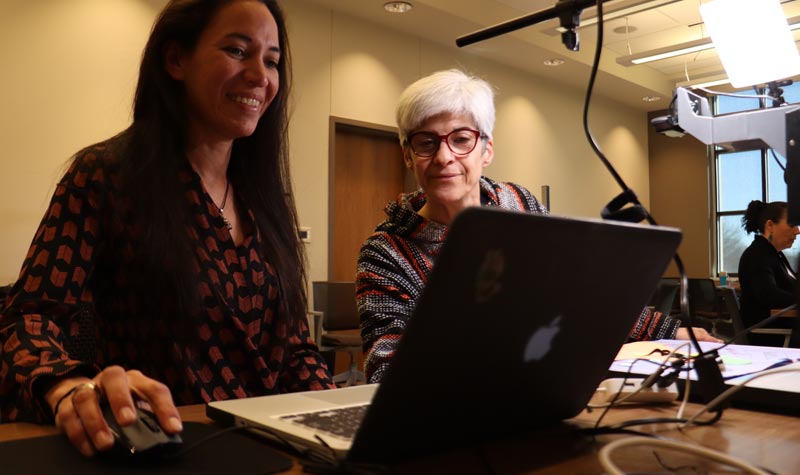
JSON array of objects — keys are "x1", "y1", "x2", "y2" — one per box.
[{"x1": 768, "y1": 234, "x2": 774, "y2": 242}]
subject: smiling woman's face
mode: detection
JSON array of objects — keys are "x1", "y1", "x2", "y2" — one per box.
[
  {"x1": 404, "y1": 111, "x2": 493, "y2": 214},
  {"x1": 166, "y1": 0, "x2": 281, "y2": 145}
]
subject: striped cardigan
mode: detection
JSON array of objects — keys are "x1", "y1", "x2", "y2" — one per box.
[{"x1": 356, "y1": 176, "x2": 678, "y2": 383}]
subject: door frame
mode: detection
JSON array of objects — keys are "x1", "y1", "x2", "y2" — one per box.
[{"x1": 327, "y1": 116, "x2": 401, "y2": 280}]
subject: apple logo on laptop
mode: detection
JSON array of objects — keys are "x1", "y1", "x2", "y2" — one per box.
[{"x1": 524, "y1": 315, "x2": 562, "y2": 362}]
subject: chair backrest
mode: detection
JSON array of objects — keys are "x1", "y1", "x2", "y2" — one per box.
[
  {"x1": 650, "y1": 280, "x2": 680, "y2": 317},
  {"x1": 312, "y1": 281, "x2": 359, "y2": 331},
  {"x1": 718, "y1": 286, "x2": 749, "y2": 344},
  {"x1": 688, "y1": 278, "x2": 720, "y2": 314}
]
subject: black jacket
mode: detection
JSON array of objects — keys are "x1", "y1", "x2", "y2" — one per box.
[{"x1": 738, "y1": 235, "x2": 796, "y2": 328}]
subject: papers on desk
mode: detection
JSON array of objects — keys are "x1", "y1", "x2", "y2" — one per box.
[{"x1": 611, "y1": 340, "x2": 800, "y2": 392}]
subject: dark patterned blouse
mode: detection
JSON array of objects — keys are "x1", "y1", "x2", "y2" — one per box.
[{"x1": 0, "y1": 138, "x2": 334, "y2": 423}]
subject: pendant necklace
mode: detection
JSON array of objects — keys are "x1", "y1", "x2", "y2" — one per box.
[{"x1": 214, "y1": 179, "x2": 233, "y2": 231}]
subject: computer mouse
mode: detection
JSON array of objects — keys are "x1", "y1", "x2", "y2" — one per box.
[{"x1": 100, "y1": 400, "x2": 183, "y2": 460}]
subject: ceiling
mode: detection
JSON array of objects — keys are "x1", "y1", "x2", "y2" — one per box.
[{"x1": 301, "y1": 0, "x2": 800, "y2": 111}]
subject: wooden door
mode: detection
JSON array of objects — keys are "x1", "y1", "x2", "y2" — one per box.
[{"x1": 330, "y1": 120, "x2": 409, "y2": 281}]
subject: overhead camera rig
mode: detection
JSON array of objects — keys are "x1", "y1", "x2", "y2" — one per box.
[
  {"x1": 652, "y1": 87, "x2": 800, "y2": 224},
  {"x1": 456, "y1": 0, "x2": 601, "y2": 51}
]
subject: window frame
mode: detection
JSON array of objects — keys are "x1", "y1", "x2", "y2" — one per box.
[{"x1": 711, "y1": 85, "x2": 796, "y2": 277}]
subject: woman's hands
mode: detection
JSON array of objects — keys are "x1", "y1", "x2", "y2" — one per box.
[
  {"x1": 44, "y1": 366, "x2": 182, "y2": 457},
  {"x1": 676, "y1": 327, "x2": 723, "y2": 343}
]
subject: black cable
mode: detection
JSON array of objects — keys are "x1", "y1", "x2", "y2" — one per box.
[
  {"x1": 172, "y1": 425, "x2": 246, "y2": 458},
  {"x1": 610, "y1": 410, "x2": 723, "y2": 430},
  {"x1": 580, "y1": 0, "x2": 705, "y2": 358},
  {"x1": 579, "y1": 426, "x2": 658, "y2": 438},
  {"x1": 591, "y1": 356, "x2": 665, "y2": 433},
  {"x1": 722, "y1": 357, "x2": 795, "y2": 381},
  {"x1": 770, "y1": 148, "x2": 787, "y2": 171},
  {"x1": 652, "y1": 450, "x2": 702, "y2": 474}
]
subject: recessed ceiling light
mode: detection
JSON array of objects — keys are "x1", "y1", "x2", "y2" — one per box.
[
  {"x1": 384, "y1": 1, "x2": 413, "y2": 13},
  {"x1": 642, "y1": 95, "x2": 662, "y2": 102},
  {"x1": 612, "y1": 25, "x2": 637, "y2": 35},
  {"x1": 543, "y1": 58, "x2": 565, "y2": 67}
]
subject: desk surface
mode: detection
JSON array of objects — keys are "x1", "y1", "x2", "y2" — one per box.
[
  {"x1": 2, "y1": 402, "x2": 799, "y2": 474},
  {"x1": 771, "y1": 308, "x2": 798, "y2": 318}
]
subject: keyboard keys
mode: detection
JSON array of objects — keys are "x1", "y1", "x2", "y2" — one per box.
[{"x1": 280, "y1": 404, "x2": 368, "y2": 440}]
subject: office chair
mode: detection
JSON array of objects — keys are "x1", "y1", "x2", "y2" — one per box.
[
  {"x1": 686, "y1": 278, "x2": 725, "y2": 332},
  {"x1": 650, "y1": 280, "x2": 680, "y2": 317},
  {"x1": 790, "y1": 309, "x2": 800, "y2": 349},
  {"x1": 717, "y1": 286, "x2": 793, "y2": 347},
  {"x1": 311, "y1": 281, "x2": 365, "y2": 387},
  {"x1": 716, "y1": 286, "x2": 749, "y2": 344}
]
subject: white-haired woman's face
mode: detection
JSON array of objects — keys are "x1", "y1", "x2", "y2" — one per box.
[{"x1": 403, "y1": 111, "x2": 493, "y2": 212}]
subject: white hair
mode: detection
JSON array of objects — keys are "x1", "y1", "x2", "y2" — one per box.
[{"x1": 395, "y1": 69, "x2": 495, "y2": 145}]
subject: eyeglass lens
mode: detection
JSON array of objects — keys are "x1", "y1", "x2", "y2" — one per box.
[{"x1": 408, "y1": 129, "x2": 480, "y2": 157}]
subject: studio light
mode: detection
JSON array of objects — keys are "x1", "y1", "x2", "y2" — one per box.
[{"x1": 700, "y1": 0, "x2": 800, "y2": 88}]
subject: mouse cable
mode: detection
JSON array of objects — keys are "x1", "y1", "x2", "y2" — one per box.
[
  {"x1": 165, "y1": 425, "x2": 245, "y2": 459},
  {"x1": 582, "y1": 0, "x2": 705, "y2": 359},
  {"x1": 192, "y1": 422, "x2": 359, "y2": 473},
  {"x1": 170, "y1": 423, "x2": 328, "y2": 465},
  {"x1": 681, "y1": 367, "x2": 800, "y2": 427},
  {"x1": 301, "y1": 434, "x2": 392, "y2": 475},
  {"x1": 598, "y1": 436, "x2": 772, "y2": 475}
]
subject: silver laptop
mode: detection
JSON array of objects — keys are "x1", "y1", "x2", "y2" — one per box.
[{"x1": 207, "y1": 207, "x2": 682, "y2": 464}]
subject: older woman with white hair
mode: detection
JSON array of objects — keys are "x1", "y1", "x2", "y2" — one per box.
[{"x1": 356, "y1": 69, "x2": 717, "y2": 384}]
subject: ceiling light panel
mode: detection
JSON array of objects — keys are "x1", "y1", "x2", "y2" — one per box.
[{"x1": 601, "y1": 11, "x2": 692, "y2": 56}]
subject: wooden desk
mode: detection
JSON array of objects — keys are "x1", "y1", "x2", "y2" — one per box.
[
  {"x1": 771, "y1": 308, "x2": 798, "y2": 318},
  {"x1": 2, "y1": 403, "x2": 799, "y2": 473}
]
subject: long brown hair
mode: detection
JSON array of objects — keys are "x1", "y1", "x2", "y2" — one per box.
[{"x1": 112, "y1": 0, "x2": 306, "y2": 330}]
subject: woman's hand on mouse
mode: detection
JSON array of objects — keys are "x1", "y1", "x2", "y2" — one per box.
[{"x1": 44, "y1": 366, "x2": 182, "y2": 457}]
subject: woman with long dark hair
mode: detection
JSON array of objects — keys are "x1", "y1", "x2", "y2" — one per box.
[
  {"x1": 0, "y1": 0, "x2": 334, "y2": 456},
  {"x1": 738, "y1": 200, "x2": 799, "y2": 345}
]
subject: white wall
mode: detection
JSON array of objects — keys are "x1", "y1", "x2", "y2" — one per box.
[
  {"x1": 0, "y1": 0, "x2": 159, "y2": 284},
  {"x1": 0, "y1": 0, "x2": 649, "y2": 286},
  {"x1": 284, "y1": 1, "x2": 650, "y2": 283}
]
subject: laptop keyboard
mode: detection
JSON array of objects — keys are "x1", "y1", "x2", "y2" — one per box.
[{"x1": 279, "y1": 404, "x2": 369, "y2": 440}]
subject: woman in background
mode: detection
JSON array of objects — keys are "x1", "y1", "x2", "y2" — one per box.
[
  {"x1": 0, "y1": 0, "x2": 333, "y2": 456},
  {"x1": 738, "y1": 200, "x2": 799, "y2": 345}
]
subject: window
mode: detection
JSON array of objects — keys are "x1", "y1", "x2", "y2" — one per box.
[{"x1": 713, "y1": 83, "x2": 800, "y2": 275}]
